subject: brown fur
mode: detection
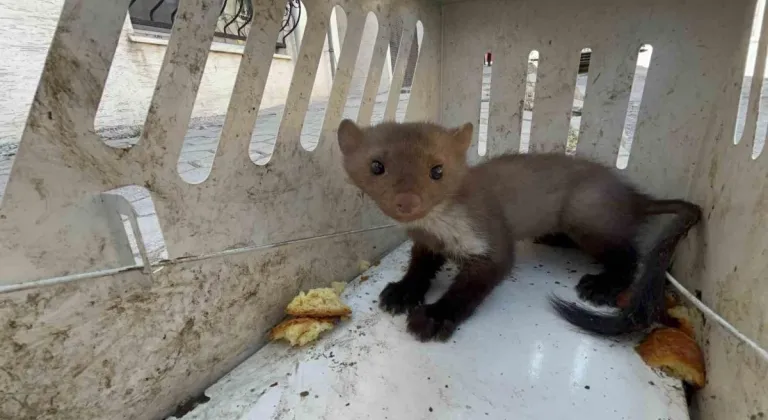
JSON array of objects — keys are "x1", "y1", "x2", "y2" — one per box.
[
  {"x1": 337, "y1": 119, "x2": 699, "y2": 341},
  {"x1": 338, "y1": 120, "x2": 471, "y2": 223}
]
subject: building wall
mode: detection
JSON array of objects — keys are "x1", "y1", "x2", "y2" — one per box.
[
  {"x1": 95, "y1": 20, "x2": 298, "y2": 133},
  {"x1": 387, "y1": 19, "x2": 419, "y2": 89},
  {"x1": 0, "y1": 0, "x2": 339, "y2": 144},
  {"x1": 347, "y1": 11, "x2": 389, "y2": 99}
]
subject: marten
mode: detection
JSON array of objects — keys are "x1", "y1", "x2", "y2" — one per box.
[{"x1": 337, "y1": 119, "x2": 701, "y2": 341}]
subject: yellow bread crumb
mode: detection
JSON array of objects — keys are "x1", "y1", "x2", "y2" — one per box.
[
  {"x1": 286, "y1": 287, "x2": 352, "y2": 317},
  {"x1": 270, "y1": 317, "x2": 335, "y2": 347},
  {"x1": 667, "y1": 305, "x2": 695, "y2": 338},
  {"x1": 331, "y1": 281, "x2": 346, "y2": 296},
  {"x1": 358, "y1": 260, "x2": 371, "y2": 272}
]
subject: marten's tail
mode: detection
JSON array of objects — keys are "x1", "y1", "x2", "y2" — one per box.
[{"x1": 550, "y1": 199, "x2": 702, "y2": 336}]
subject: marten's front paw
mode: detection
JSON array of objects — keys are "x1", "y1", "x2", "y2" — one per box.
[
  {"x1": 379, "y1": 281, "x2": 425, "y2": 314},
  {"x1": 406, "y1": 304, "x2": 457, "y2": 342}
]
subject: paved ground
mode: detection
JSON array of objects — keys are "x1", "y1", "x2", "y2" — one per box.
[{"x1": 1, "y1": 66, "x2": 762, "y2": 263}]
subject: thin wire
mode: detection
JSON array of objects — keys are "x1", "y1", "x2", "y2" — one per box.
[
  {"x1": 0, "y1": 224, "x2": 398, "y2": 295},
  {"x1": 666, "y1": 272, "x2": 768, "y2": 364}
]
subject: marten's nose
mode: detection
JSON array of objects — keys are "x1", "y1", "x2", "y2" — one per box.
[{"x1": 394, "y1": 193, "x2": 422, "y2": 216}]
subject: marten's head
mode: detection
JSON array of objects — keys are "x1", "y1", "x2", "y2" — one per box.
[{"x1": 337, "y1": 120, "x2": 473, "y2": 223}]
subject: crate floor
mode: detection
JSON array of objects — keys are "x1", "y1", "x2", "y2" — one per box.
[{"x1": 170, "y1": 242, "x2": 689, "y2": 420}]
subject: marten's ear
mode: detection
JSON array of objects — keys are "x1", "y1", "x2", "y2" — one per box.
[
  {"x1": 338, "y1": 119, "x2": 364, "y2": 155},
  {"x1": 449, "y1": 122, "x2": 473, "y2": 153}
]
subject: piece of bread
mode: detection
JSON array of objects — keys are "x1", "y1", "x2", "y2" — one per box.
[
  {"x1": 664, "y1": 291, "x2": 680, "y2": 309},
  {"x1": 667, "y1": 305, "x2": 696, "y2": 338},
  {"x1": 270, "y1": 317, "x2": 335, "y2": 347},
  {"x1": 286, "y1": 288, "x2": 352, "y2": 317},
  {"x1": 636, "y1": 327, "x2": 706, "y2": 388}
]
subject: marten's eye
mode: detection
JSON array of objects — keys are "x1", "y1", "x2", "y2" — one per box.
[
  {"x1": 371, "y1": 160, "x2": 385, "y2": 175},
  {"x1": 430, "y1": 165, "x2": 443, "y2": 180}
]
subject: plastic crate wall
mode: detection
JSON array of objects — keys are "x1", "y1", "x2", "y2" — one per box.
[
  {"x1": 1, "y1": 0, "x2": 767, "y2": 418},
  {"x1": 438, "y1": 0, "x2": 767, "y2": 418},
  {"x1": 0, "y1": 0, "x2": 438, "y2": 418}
]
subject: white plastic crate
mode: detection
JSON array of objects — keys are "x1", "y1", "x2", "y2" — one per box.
[
  {"x1": 168, "y1": 242, "x2": 691, "y2": 420},
  {"x1": 0, "y1": 0, "x2": 766, "y2": 418}
]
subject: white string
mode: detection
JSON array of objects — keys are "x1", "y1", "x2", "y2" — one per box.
[
  {"x1": 0, "y1": 224, "x2": 399, "y2": 295},
  {"x1": 666, "y1": 272, "x2": 768, "y2": 364}
]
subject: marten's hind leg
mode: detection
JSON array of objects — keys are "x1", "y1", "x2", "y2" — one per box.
[
  {"x1": 569, "y1": 233, "x2": 638, "y2": 307},
  {"x1": 563, "y1": 183, "x2": 642, "y2": 306}
]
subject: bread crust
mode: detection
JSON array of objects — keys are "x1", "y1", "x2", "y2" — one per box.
[
  {"x1": 270, "y1": 317, "x2": 336, "y2": 346},
  {"x1": 636, "y1": 327, "x2": 706, "y2": 388}
]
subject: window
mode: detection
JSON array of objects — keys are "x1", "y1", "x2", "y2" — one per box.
[{"x1": 128, "y1": 0, "x2": 301, "y2": 50}]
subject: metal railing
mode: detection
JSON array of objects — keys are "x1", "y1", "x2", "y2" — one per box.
[{"x1": 128, "y1": 0, "x2": 301, "y2": 47}]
